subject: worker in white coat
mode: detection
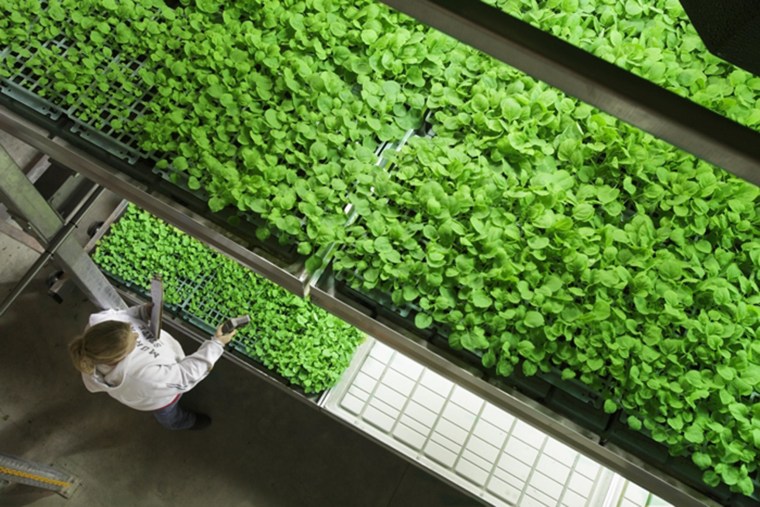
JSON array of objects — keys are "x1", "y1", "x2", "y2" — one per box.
[{"x1": 69, "y1": 304, "x2": 236, "y2": 430}]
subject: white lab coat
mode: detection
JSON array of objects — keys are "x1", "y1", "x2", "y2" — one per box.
[{"x1": 81, "y1": 307, "x2": 224, "y2": 411}]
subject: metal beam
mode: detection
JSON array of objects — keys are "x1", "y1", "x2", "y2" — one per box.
[
  {"x1": 377, "y1": 0, "x2": 760, "y2": 188},
  {"x1": 0, "y1": 142, "x2": 125, "y2": 312},
  {"x1": 0, "y1": 220, "x2": 45, "y2": 253}
]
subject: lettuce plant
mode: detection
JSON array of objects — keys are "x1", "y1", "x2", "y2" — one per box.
[
  {"x1": 3, "y1": 0, "x2": 760, "y2": 495},
  {"x1": 93, "y1": 205, "x2": 364, "y2": 393}
]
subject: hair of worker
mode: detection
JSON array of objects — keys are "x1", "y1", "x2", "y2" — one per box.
[{"x1": 69, "y1": 321, "x2": 136, "y2": 374}]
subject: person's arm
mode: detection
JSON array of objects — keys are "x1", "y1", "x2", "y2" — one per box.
[
  {"x1": 122, "y1": 303, "x2": 152, "y2": 322},
  {"x1": 140, "y1": 326, "x2": 237, "y2": 395}
]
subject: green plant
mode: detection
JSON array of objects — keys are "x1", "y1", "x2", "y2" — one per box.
[
  {"x1": 93, "y1": 205, "x2": 364, "y2": 393},
  {"x1": 3, "y1": 0, "x2": 760, "y2": 495}
]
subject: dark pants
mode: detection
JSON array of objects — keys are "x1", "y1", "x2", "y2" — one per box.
[{"x1": 152, "y1": 395, "x2": 196, "y2": 430}]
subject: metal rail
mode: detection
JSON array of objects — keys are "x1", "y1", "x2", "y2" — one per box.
[
  {"x1": 0, "y1": 105, "x2": 717, "y2": 507},
  {"x1": 377, "y1": 0, "x2": 760, "y2": 188}
]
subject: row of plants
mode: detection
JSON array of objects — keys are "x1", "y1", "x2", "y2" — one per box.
[
  {"x1": 335, "y1": 130, "x2": 760, "y2": 494},
  {"x1": 486, "y1": 0, "x2": 760, "y2": 131},
  {"x1": 2, "y1": 0, "x2": 759, "y2": 496},
  {"x1": 92, "y1": 204, "x2": 365, "y2": 393}
]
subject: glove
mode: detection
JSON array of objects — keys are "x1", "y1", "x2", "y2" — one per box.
[{"x1": 214, "y1": 324, "x2": 237, "y2": 346}]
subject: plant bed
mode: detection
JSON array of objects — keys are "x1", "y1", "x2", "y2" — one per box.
[
  {"x1": 540, "y1": 369, "x2": 608, "y2": 409},
  {"x1": 488, "y1": 375, "x2": 553, "y2": 404},
  {"x1": 176, "y1": 306, "x2": 321, "y2": 398},
  {"x1": 487, "y1": 0, "x2": 760, "y2": 133},
  {"x1": 605, "y1": 414, "x2": 671, "y2": 469},
  {"x1": 91, "y1": 204, "x2": 365, "y2": 394}
]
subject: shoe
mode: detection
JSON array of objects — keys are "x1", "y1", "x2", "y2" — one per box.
[{"x1": 189, "y1": 413, "x2": 212, "y2": 431}]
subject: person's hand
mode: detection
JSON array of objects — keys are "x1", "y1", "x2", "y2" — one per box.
[
  {"x1": 214, "y1": 325, "x2": 237, "y2": 346},
  {"x1": 139, "y1": 302, "x2": 154, "y2": 322}
]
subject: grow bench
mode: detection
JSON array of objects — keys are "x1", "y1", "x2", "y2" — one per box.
[
  {"x1": 2, "y1": 15, "x2": 307, "y2": 269},
  {"x1": 326, "y1": 260, "x2": 760, "y2": 505},
  {"x1": 86, "y1": 203, "x2": 323, "y2": 400}
]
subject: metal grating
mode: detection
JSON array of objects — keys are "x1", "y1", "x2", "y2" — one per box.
[
  {"x1": 66, "y1": 55, "x2": 156, "y2": 164},
  {"x1": 323, "y1": 340, "x2": 615, "y2": 506},
  {"x1": 1, "y1": 38, "x2": 66, "y2": 121},
  {"x1": 1, "y1": 28, "x2": 154, "y2": 163},
  {"x1": 178, "y1": 271, "x2": 228, "y2": 330}
]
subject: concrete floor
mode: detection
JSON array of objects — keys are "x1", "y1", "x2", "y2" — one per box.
[{"x1": 0, "y1": 137, "x2": 479, "y2": 506}]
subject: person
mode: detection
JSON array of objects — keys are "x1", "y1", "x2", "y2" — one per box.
[{"x1": 69, "y1": 303, "x2": 237, "y2": 430}]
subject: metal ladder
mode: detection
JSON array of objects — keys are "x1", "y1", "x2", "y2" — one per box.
[{"x1": 0, "y1": 137, "x2": 125, "y2": 315}]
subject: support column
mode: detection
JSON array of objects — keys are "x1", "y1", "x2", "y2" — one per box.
[{"x1": 0, "y1": 142, "x2": 125, "y2": 312}]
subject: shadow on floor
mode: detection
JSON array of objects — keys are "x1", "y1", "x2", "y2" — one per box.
[{"x1": 0, "y1": 281, "x2": 481, "y2": 507}]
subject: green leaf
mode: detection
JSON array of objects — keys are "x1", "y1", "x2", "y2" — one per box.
[
  {"x1": 460, "y1": 329, "x2": 489, "y2": 350},
  {"x1": 415, "y1": 313, "x2": 433, "y2": 329},
  {"x1": 524, "y1": 311, "x2": 545, "y2": 328},
  {"x1": 657, "y1": 260, "x2": 683, "y2": 280},
  {"x1": 517, "y1": 340, "x2": 535, "y2": 356},
  {"x1": 208, "y1": 197, "x2": 225, "y2": 212},
  {"x1": 170, "y1": 61, "x2": 186, "y2": 77},
  {"x1": 736, "y1": 477, "x2": 754, "y2": 496},
  {"x1": 305, "y1": 255, "x2": 322, "y2": 273},
  {"x1": 361, "y1": 29, "x2": 378, "y2": 44},
  {"x1": 500, "y1": 97, "x2": 521, "y2": 121},
  {"x1": 603, "y1": 399, "x2": 618, "y2": 414},
  {"x1": 573, "y1": 203, "x2": 595, "y2": 222},
  {"x1": 667, "y1": 415, "x2": 684, "y2": 431},
  {"x1": 596, "y1": 186, "x2": 620, "y2": 204},
  {"x1": 728, "y1": 403, "x2": 748, "y2": 420},
  {"x1": 721, "y1": 466, "x2": 740, "y2": 486},
  {"x1": 196, "y1": 0, "x2": 221, "y2": 13},
  {"x1": 310, "y1": 141, "x2": 328, "y2": 161},
  {"x1": 522, "y1": 360, "x2": 538, "y2": 376},
  {"x1": 703, "y1": 471, "x2": 720, "y2": 488},
  {"x1": 695, "y1": 240, "x2": 712, "y2": 253},
  {"x1": 625, "y1": 0, "x2": 642, "y2": 16},
  {"x1": 297, "y1": 242, "x2": 312, "y2": 255},
  {"x1": 173, "y1": 156, "x2": 189, "y2": 171},
  {"x1": 684, "y1": 425, "x2": 704, "y2": 444},
  {"x1": 692, "y1": 452, "x2": 712, "y2": 469},
  {"x1": 265, "y1": 109, "x2": 282, "y2": 129},
  {"x1": 472, "y1": 291, "x2": 492, "y2": 309},
  {"x1": 497, "y1": 359, "x2": 514, "y2": 377},
  {"x1": 528, "y1": 237, "x2": 549, "y2": 250},
  {"x1": 716, "y1": 364, "x2": 736, "y2": 381}
]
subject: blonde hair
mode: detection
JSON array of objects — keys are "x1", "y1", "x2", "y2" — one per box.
[{"x1": 69, "y1": 321, "x2": 136, "y2": 374}]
